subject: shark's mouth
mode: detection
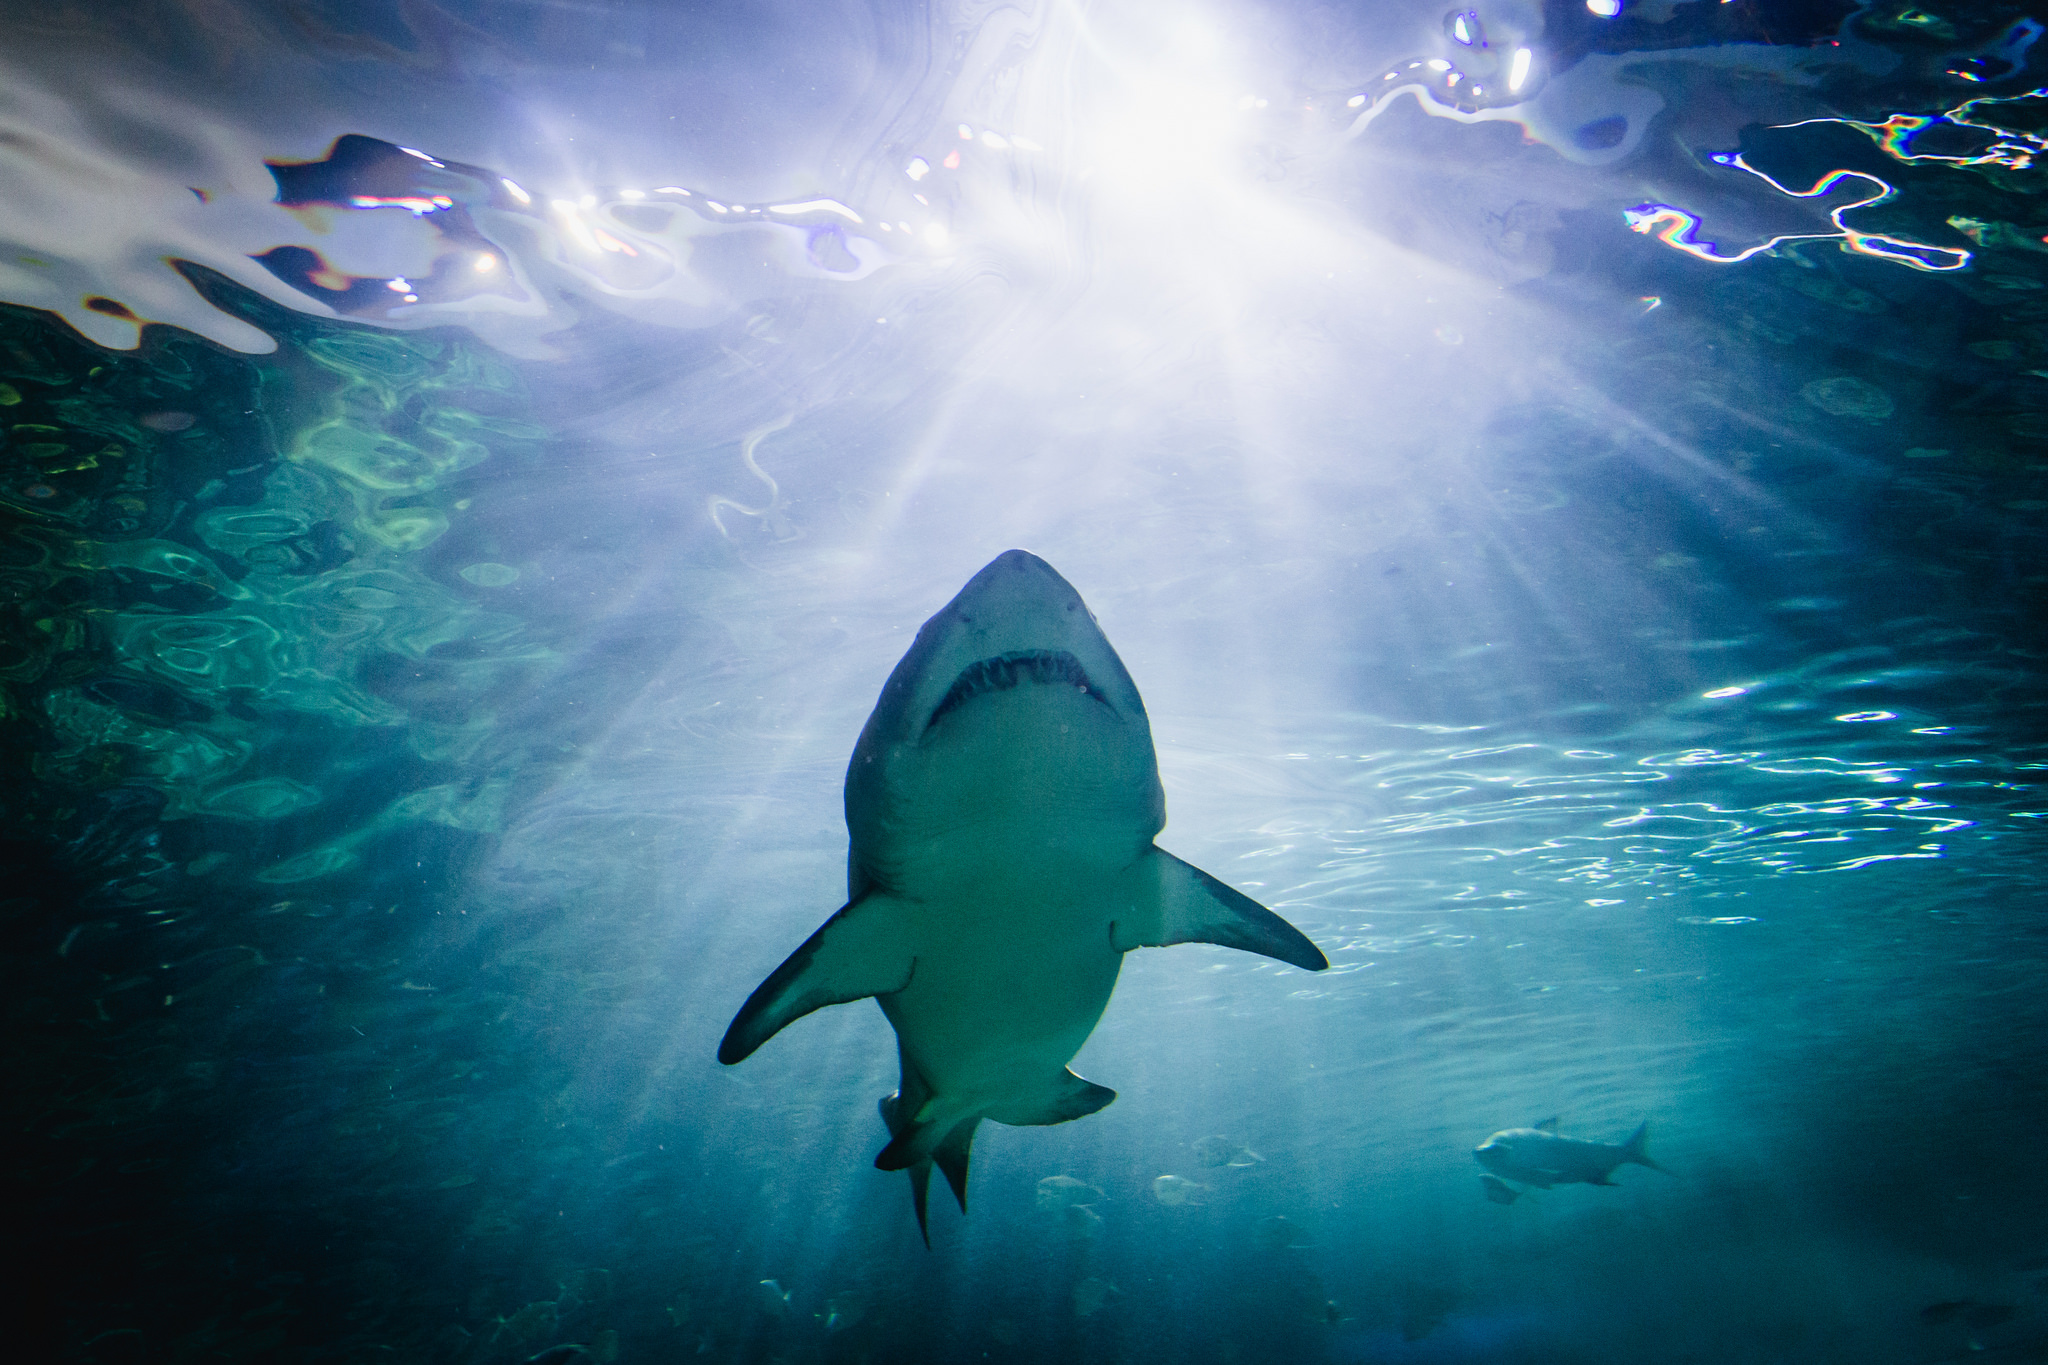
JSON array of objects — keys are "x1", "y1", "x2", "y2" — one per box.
[{"x1": 925, "y1": 649, "x2": 1113, "y2": 732}]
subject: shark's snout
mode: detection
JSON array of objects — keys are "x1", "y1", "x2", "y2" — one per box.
[
  {"x1": 988, "y1": 547, "x2": 1056, "y2": 577},
  {"x1": 946, "y1": 550, "x2": 1080, "y2": 624}
]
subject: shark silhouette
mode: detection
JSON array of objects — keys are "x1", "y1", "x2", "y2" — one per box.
[{"x1": 718, "y1": 550, "x2": 1327, "y2": 1241}]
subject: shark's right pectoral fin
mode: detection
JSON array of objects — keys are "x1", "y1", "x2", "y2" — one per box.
[
  {"x1": 717, "y1": 891, "x2": 916, "y2": 1064},
  {"x1": 1112, "y1": 848, "x2": 1328, "y2": 972}
]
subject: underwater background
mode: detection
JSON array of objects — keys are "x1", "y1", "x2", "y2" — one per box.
[{"x1": 8, "y1": 0, "x2": 2048, "y2": 1361}]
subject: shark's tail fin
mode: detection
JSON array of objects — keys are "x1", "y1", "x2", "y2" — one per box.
[
  {"x1": 907, "y1": 1159, "x2": 935, "y2": 1246},
  {"x1": 1621, "y1": 1120, "x2": 1666, "y2": 1173},
  {"x1": 879, "y1": 1091, "x2": 980, "y2": 1244},
  {"x1": 880, "y1": 1091, "x2": 937, "y2": 1246},
  {"x1": 933, "y1": 1117, "x2": 979, "y2": 1213}
]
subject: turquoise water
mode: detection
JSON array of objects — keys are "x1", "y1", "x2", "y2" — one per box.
[{"x1": 8, "y1": 2, "x2": 2048, "y2": 1361}]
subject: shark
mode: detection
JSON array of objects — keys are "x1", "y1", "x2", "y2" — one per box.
[
  {"x1": 1473, "y1": 1117, "x2": 1663, "y2": 1189},
  {"x1": 718, "y1": 549, "x2": 1327, "y2": 1241}
]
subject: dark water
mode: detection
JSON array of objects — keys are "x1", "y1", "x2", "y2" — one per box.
[{"x1": 8, "y1": 2, "x2": 2048, "y2": 1362}]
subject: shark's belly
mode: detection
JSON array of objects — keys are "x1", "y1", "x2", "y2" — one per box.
[
  {"x1": 879, "y1": 910, "x2": 1123, "y2": 1097},
  {"x1": 1502, "y1": 1138, "x2": 1614, "y2": 1184},
  {"x1": 851, "y1": 683, "x2": 1157, "y2": 1103}
]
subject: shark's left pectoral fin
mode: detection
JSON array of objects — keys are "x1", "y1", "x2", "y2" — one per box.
[
  {"x1": 1112, "y1": 848, "x2": 1328, "y2": 972},
  {"x1": 718, "y1": 891, "x2": 916, "y2": 1064}
]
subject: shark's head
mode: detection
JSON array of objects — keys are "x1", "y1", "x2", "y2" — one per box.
[
  {"x1": 846, "y1": 551, "x2": 1164, "y2": 873},
  {"x1": 867, "y1": 550, "x2": 1148, "y2": 744},
  {"x1": 1473, "y1": 1132, "x2": 1519, "y2": 1174}
]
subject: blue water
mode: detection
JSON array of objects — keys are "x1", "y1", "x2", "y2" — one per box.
[{"x1": 8, "y1": 1, "x2": 2048, "y2": 1361}]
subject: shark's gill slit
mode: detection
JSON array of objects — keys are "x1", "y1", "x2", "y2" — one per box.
[{"x1": 925, "y1": 649, "x2": 1108, "y2": 732}]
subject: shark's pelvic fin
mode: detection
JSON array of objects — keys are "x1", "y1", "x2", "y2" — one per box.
[
  {"x1": 876, "y1": 1061, "x2": 950, "y2": 1171},
  {"x1": 717, "y1": 891, "x2": 916, "y2": 1064},
  {"x1": 1112, "y1": 848, "x2": 1328, "y2": 972},
  {"x1": 875, "y1": 1102, "x2": 963, "y2": 1173},
  {"x1": 986, "y1": 1068, "x2": 1117, "y2": 1127},
  {"x1": 1534, "y1": 1117, "x2": 1560, "y2": 1131},
  {"x1": 880, "y1": 1069, "x2": 1107, "y2": 1218}
]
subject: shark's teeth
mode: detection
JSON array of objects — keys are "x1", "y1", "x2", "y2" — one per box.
[{"x1": 925, "y1": 649, "x2": 1110, "y2": 732}]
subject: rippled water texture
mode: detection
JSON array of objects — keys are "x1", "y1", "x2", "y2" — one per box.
[{"x1": 8, "y1": 2, "x2": 2048, "y2": 1363}]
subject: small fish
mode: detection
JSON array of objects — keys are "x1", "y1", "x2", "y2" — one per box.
[
  {"x1": 1064, "y1": 1203, "x2": 1105, "y2": 1240},
  {"x1": 1151, "y1": 1174, "x2": 1207, "y2": 1206},
  {"x1": 1256, "y1": 1214, "x2": 1310, "y2": 1250},
  {"x1": 1967, "y1": 1303, "x2": 2017, "y2": 1330},
  {"x1": 493, "y1": 1302, "x2": 559, "y2": 1349},
  {"x1": 1193, "y1": 1135, "x2": 1264, "y2": 1168},
  {"x1": 822, "y1": 1291, "x2": 865, "y2": 1332},
  {"x1": 525, "y1": 1348, "x2": 587, "y2": 1365},
  {"x1": 1073, "y1": 1277, "x2": 1121, "y2": 1317},
  {"x1": 1920, "y1": 1300, "x2": 1971, "y2": 1326},
  {"x1": 756, "y1": 1279, "x2": 792, "y2": 1315},
  {"x1": 1479, "y1": 1173, "x2": 1520, "y2": 1205},
  {"x1": 1400, "y1": 1303, "x2": 1450, "y2": 1342},
  {"x1": 1036, "y1": 1174, "x2": 1102, "y2": 1210},
  {"x1": 1474, "y1": 1117, "x2": 1663, "y2": 1188}
]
